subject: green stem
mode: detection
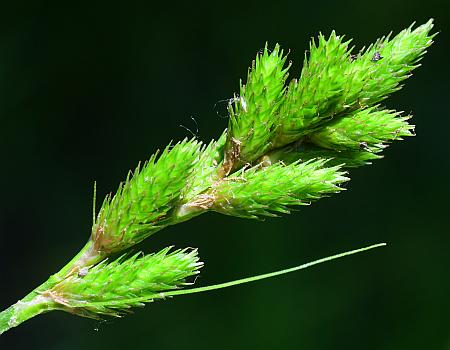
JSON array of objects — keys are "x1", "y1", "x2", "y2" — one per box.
[
  {"x1": 0, "y1": 297, "x2": 58, "y2": 335},
  {"x1": 0, "y1": 240, "x2": 99, "y2": 335}
]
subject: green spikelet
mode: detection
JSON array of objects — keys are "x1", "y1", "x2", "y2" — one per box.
[
  {"x1": 273, "y1": 20, "x2": 434, "y2": 149},
  {"x1": 50, "y1": 248, "x2": 202, "y2": 317},
  {"x1": 309, "y1": 107, "x2": 414, "y2": 152},
  {"x1": 273, "y1": 31, "x2": 352, "y2": 147},
  {"x1": 266, "y1": 108, "x2": 414, "y2": 169},
  {"x1": 92, "y1": 138, "x2": 202, "y2": 254},
  {"x1": 342, "y1": 20, "x2": 434, "y2": 107},
  {"x1": 212, "y1": 160, "x2": 348, "y2": 218},
  {"x1": 222, "y1": 43, "x2": 290, "y2": 174}
]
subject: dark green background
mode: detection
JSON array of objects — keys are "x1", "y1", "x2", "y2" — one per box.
[{"x1": 1, "y1": 1, "x2": 449, "y2": 349}]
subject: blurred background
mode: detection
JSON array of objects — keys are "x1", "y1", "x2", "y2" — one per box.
[{"x1": 0, "y1": 1, "x2": 449, "y2": 349}]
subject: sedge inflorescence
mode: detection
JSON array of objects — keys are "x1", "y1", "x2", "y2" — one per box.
[{"x1": 0, "y1": 20, "x2": 435, "y2": 334}]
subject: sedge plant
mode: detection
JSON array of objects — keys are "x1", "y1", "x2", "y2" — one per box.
[{"x1": 0, "y1": 20, "x2": 435, "y2": 335}]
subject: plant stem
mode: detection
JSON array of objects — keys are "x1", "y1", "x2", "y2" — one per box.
[
  {"x1": 0, "y1": 297, "x2": 57, "y2": 334},
  {"x1": 0, "y1": 240, "x2": 99, "y2": 335}
]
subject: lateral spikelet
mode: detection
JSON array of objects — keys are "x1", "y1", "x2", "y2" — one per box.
[
  {"x1": 92, "y1": 138, "x2": 202, "y2": 254},
  {"x1": 212, "y1": 159, "x2": 348, "y2": 218},
  {"x1": 51, "y1": 248, "x2": 202, "y2": 317},
  {"x1": 223, "y1": 43, "x2": 290, "y2": 173}
]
